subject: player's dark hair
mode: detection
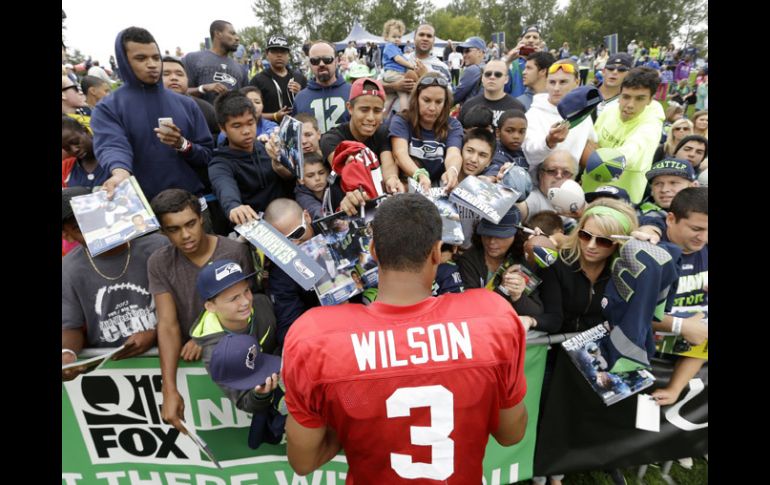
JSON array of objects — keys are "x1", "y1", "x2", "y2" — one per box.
[
  {"x1": 121, "y1": 27, "x2": 156, "y2": 50},
  {"x1": 372, "y1": 194, "x2": 441, "y2": 271},
  {"x1": 214, "y1": 91, "x2": 257, "y2": 126},
  {"x1": 621, "y1": 66, "x2": 661, "y2": 96}
]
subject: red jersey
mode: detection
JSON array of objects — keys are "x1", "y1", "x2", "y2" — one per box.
[{"x1": 283, "y1": 289, "x2": 526, "y2": 484}]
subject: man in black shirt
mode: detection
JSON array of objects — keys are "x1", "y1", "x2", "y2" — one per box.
[
  {"x1": 459, "y1": 59, "x2": 525, "y2": 128},
  {"x1": 249, "y1": 35, "x2": 307, "y2": 125}
]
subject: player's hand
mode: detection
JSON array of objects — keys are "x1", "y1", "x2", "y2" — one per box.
[
  {"x1": 229, "y1": 205, "x2": 260, "y2": 226},
  {"x1": 254, "y1": 373, "x2": 279, "y2": 396},
  {"x1": 113, "y1": 329, "x2": 157, "y2": 360},
  {"x1": 162, "y1": 389, "x2": 186, "y2": 433},
  {"x1": 179, "y1": 340, "x2": 203, "y2": 361},
  {"x1": 680, "y1": 312, "x2": 707, "y2": 345},
  {"x1": 339, "y1": 189, "x2": 369, "y2": 216}
]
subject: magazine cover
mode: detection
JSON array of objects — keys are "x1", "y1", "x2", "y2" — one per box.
[
  {"x1": 61, "y1": 345, "x2": 126, "y2": 380},
  {"x1": 309, "y1": 199, "x2": 383, "y2": 305},
  {"x1": 234, "y1": 219, "x2": 324, "y2": 291},
  {"x1": 69, "y1": 177, "x2": 160, "y2": 256},
  {"x1": 448, "y1": 175, "x2": 520, "y2": 224},
  {"x1": 562, "y1": 322, "x2": 656, "y2": 406},
  {"x1": 278, "y1": 115, "x2": 304, "y2": 180}
]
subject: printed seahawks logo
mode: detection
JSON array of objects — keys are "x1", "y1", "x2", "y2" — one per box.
[{"x1": 294, "y1": 260, "x2": 315, "y2": 279}]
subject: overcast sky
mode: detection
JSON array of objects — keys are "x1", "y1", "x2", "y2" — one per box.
[{"x1": 62, "y1": 0, "x2": 459, "y2": 65}]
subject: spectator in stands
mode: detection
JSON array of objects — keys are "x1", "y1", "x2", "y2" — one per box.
[
  {"x1": 390, "y1": 73, "x2": 463, "y2": 192},
  {"x1": 595, "y1": 52, "x2": 633, "y2": 118},
  {"x1": 639, "y1": 158, "x2": 698, "y2": 224},
  {"x1": 488, "y1": 109, "x2": 529, "y2": 177},
  {"x1": 62, "y1": 116, "x2": 108, "y2": 188},
  {"x1": 505, "y1": 26, "x2": 544, "y2": 98},
  {"x1": 453, "y1": 36, "x2": 487, "y2": 105},
  {"x1": 516, "y1": 51, "x2": 556, "y2": 111},
  {"x1": 447, "y1": 42, "x2": 463, "y2": 86},
  {"x1": 250, "y1": 35, "x2": 308, "y2": 125},
  {"x1": 294, "y1": 153, "x2": 329, "y2": 220},
  {"x1": 673, "y1": 135, "x2": 708, "y2": 173},
  {"x1": 459, "y1": 59, "x2": 525, "y2": 128},
  {"x1": 80, "y1": 75, "x2": 111, "y2": 114},
  {"x1": 91, "y1": 26, "x2": 214, "y2": 211},
  {"x1": 294, "y1": 113, "x2": 321, "y2": 156},
  {"x1": 62, "y1": 187, "x2": 168, "y2": 379},
  {"x1": 523, "y1": 59, "x2": 597, "y2": 179},
  {"x1": 404, "y1": 23, "x2": 452, "y2": 86},
  {"x1": 691, "y1": 110, "x2": 708, "y2": 138},
  {"x1": 216, "y1": 86, "x2": 279, "y2": 146},
  {"x1": 209, "y1": 91, "x2": 293, "y2": 226},
  {"x1": 161, "y1": 56, "x2": 220, "y2": 141},
  {"x1": 653, "y1": 118, "x2": 693, "y2": 163},
  {"x1": 292, "y1": 40, "x2": 351, "y2": 133},
  {"x1": 183, "y1": 20, "x2": 245, "y2": 104},
  {"x1": 381, "y1": 19, "x2": 416, "y2": 115},
  {"x1": 150, "y1": 189, "x2": 258, "y2": 432},
  {"x1": 458, "y1": 127, "x2": 497, "y2": 182},
  {"x1": 517, "y1": 150, "x2": 579, "y2": 222}
]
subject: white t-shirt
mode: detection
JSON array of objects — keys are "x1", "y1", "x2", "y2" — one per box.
[{"x1": 448, "y1": 52, "x2": 463, "y2": 70}]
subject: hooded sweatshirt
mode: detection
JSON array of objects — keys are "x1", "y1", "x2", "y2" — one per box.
[
  {"x1": 208, "y1": 142, "x2": 291, "y2": 217},
  {"x1": 523, "y1": 93, "x2": 597, "y2": 180},
  {"x1": 594, "y1": 100, "x2": 665, "y2": 203},
  {"x1": 91, "y1": 30, "x2": 214, "y2": 201},
  {"x1": 189, "y1": 294, "x2": 278, "y2": 413},
  {"x1": 291, "y1": 74, "x2": 351, "y2": 133}
]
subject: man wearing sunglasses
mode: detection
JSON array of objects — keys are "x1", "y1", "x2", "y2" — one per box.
[
  {"x1": 453, "y1": 36, "x2": 487, "y2": 105},
  {"x1": 292, "y1": 41, "x2": 351, "y2": 134},
  {"x1": 62, "y1": 75, "x2": 88, "y2": 116},
  {"x1": 595, "y1": 52, "x2": 633, "y2": 119},
  {"x1": 517, "y1": 149, "x2": 579, "y2": 223},
  {"x1": 459, "y1": 59, "x2": 525, "y2": 128}
]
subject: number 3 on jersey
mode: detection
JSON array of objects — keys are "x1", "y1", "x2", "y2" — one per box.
[
  {"x1": 386, "y1": 385, "x2": 454, "y2": 480},
  {"x1": 309, "y1": 97, "x2": 346, "y2": 132}
]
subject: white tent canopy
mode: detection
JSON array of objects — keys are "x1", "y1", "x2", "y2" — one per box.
[{"x1": 334, "y1": 22, "x2": 384, "y2": 50}]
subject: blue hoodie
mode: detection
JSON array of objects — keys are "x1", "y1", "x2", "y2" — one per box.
[
  {"x1": 292, "y1": 74, "x2": 351, "y2": 133},
  {"x1": 91, "y1": 30, "x2": 214, "y2": 200}
]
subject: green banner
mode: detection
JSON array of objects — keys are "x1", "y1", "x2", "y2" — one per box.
[{"x1": 63, "y1": 344, "x2": 547, "y2": 485}]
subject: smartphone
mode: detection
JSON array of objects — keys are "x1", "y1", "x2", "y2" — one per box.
[
  {"x1": 158, "y1": 117, "x2": 174, "y2": 128},
  {"x1": 519, "y1": 45, "x2": 535, "y2": 57}
]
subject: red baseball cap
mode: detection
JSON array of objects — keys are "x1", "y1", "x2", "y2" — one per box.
[{"x1": 349, "y1": 78, "x2": 385, "y2": 102}]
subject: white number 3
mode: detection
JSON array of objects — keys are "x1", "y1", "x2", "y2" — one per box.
[{"x1": 386, "y1": 385, "x2": 454, "y2": 480}]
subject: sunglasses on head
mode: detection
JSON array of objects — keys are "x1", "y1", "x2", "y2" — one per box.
[
  {"x1": 605, "y1": 64, "x2": 629, "y2": 73},
  {"x1": 483, "y1": 71, "x2": 505, "y2": 78},
  {"x1": 419, "y1": 75, "x2": 449, "y2": 87},
  {"x1": 577, "y1": 229, "x2": 616, "y2": 249},
  {"x1": 286, "y1": 215, "x2": 307, "y2": 241},
  {"x1": 309, "y1": 56, "x2": 335, "y2": 66},
  {"x1": 547, "y1": 63, "x2": 576, "y2": 75}
]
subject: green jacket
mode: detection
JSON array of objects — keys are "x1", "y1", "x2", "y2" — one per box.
[{"x1": 593, "y1": 100, "x2": 665, "y2": 203}]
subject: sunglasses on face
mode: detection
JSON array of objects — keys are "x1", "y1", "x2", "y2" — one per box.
[
  {"x1": 673, "y1": 126, "x2": 690, "y2": 131},
  {"x1": 577, "y1": 229, "x2": 616, "y2": 249},
  {"x1": 547, "y1": 63, "x2": 576, "y2": 75},
  {"x1": 419, "y1": 75, "x2": 449, "y2": 87},
  {"x1": 286, "y1": 215, "x2": 307, "y2": 240},
  {"x1": 541, "y1": 167, "x2": 574, "y2": 179},
  {"x1": 62, "y1": 85, "x2": 82, "y2": 94},
  {"x1": 483, "y1": 71, "x2": 505, "y2": 78},
  {"x1": 309, "y1": 56, "x2": 335, "y2": 66},
  {"x1": 605, "y1": 64, "x2": 629, "y2": 73}
]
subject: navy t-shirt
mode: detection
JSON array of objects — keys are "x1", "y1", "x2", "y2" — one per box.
[{"x1": 389, "y1": 114, "x2": 464, "y2": 183}]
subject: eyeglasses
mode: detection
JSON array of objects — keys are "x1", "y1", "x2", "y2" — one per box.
[
  {"x1": 605, "y1": 64, "x2": 629, "y2": 73},
  {"x1": 541, "y1": 167, "x2": 574, "y2": 179},
  {"x1": 483, "y1": 71, "x2": 505, "y2": 78},
  {"x1": 419, "y1": 75, "x2": 449, "y2": 87},
  {"x1": 547, "y1": 63, "x2": 577, "y2": 75},
  {"x1": 577, "y1": 229, "x2": 616, "y2": 249},
  {"x1": 286, "y1": 215, "x2": 307, "y2": 241},
  {"x1": 62, "y1": 85, "x2": 82, "y2": 94},
  {"x1": 309, "y1": 56, "x2": 335, "y2": 66}
]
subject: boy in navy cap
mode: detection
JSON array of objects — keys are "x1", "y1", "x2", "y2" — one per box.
[
  {"x1": 190, "y1": 259, "x2": 280, "y2": 413},
  {"x1": 638, "y1": 157, "x2": 698, "y2": 230}
]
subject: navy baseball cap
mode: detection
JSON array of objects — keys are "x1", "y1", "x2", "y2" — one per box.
[
  {"x1": 605, "y1": 53, "x2": 633, "y2": 69},
  {"x1": 477, "y1": 207, "x2": 521, "y2": 238},
  {"x1": 585, "y1": 185, "x2": 631, "y2": 204},
  {"x1": 557, "y1": 85, "x2": 603, "y2": 128},
  {"x1": 645, "y1": 158, "x2": 696, "y2": 182},
  {"x1": 209, "y1": 333, "x2": 282, "y2": 391},
  {"x1": 197, "y1": 259, "x2": 256, "y2": 300},
  {"x1": 459, "y1": 36, "x2": 486, "y2": 52}
]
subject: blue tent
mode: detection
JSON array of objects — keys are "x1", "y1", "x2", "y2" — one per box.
[{"x1": 334, "y1": 22, "x2": 384, "y2": 51}]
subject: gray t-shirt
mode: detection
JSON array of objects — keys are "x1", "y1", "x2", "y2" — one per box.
[
  {"x1": 62, "y1": 233, "x2": 169, "y2": 348},
  {"x1": 183, "y1": 50, "x2": 246, "y2": 104},
  {"x1": 147, "y1": 235, "x2": 255, "y2": 340}
]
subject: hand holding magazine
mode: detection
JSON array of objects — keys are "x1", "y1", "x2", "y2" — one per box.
[{"x1": 61, "y1": 345, "x2": 126, "y2": 381}]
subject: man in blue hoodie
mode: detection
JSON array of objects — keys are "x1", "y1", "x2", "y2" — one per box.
[
  {"x1": 92, "y1": 27, "x2": 214, "y2": 206},
  {"x1": 292, "y1": 40, "x2": 351, "y2": 134}
]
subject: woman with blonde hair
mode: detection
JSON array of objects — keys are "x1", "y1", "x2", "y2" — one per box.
[
  {"x1": 691, "y1": 110, "x2": 708, "y2": 138},
  {"x1": 653, "y1": 117, "x2": 693, "y2": 163}
]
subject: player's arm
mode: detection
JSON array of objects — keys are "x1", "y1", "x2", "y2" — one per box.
[
  {"x1": 285, "y1": 414, "x2": 342, "y2": 475},
  {"x1": 492, "y1": 400, "x2": 528, "y2": 446}
]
